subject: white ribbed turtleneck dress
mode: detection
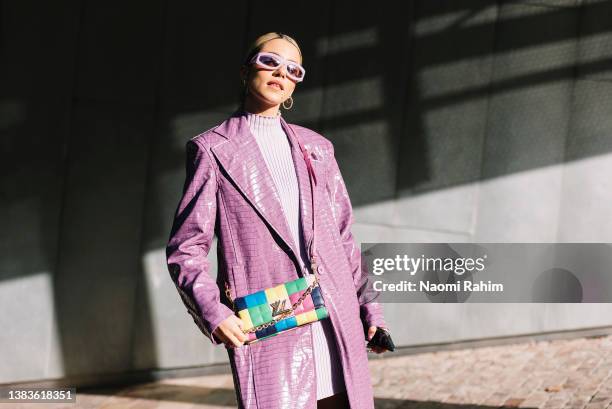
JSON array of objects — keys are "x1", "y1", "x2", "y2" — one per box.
[{"x1": 244, "y1": 109, "x2": 346, "y2": 400}]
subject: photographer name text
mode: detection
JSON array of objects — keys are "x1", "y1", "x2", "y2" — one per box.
[{"x1": 371, "y1": 254, "x2": 504, "y2": 293}]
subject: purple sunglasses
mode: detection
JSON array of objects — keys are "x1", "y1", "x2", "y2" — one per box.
[{"x1": 248, "y1": 51, "x2": 306, "y2": 82}]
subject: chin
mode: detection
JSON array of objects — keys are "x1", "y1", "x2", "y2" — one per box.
[{"x1": 257, "y1": 92, "x2": 284, "y2": 106}]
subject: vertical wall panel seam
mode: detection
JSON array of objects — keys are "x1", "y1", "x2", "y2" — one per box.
[
  {"x1": 130, "y1": 0, "x2": 169, "y2": 370},
  {"x1": 51, "y1": 0, "x2": 87, "y2": 378},
  {"x1": 473, "y1": 1, "x2": 502, "y2": 239},
  {"x1": 392, "y1": 0, "x2": 416, "y2": 212},
  {"x1": 555, "y1": 1, "x2": 584, "y2": 242},
  {"x1": 318, "y1": 0, "x2": 337, "y2": 133}
]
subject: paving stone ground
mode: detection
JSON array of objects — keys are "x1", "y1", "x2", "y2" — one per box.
[
  {"x1": 5, "y1": 334, "x2": 612, "y2": 409},
  {"x1": 369, "y1": 334, "x2": 612, "y2": 409}
]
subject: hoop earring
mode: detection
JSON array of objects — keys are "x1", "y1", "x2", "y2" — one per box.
[{"x1": 282, "y1": 96, "x2": 294, "y2": 110}]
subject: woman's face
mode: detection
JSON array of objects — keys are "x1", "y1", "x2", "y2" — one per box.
[{"x1": 241, "y1": 38, "x2": 302, "y2": 110}]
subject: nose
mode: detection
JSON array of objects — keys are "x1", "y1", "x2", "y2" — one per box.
[{"x1": 274, "y1": 63, "x2": 287, "y2": 78}]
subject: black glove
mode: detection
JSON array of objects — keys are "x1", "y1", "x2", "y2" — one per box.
[{"x1": 366, "y1": 327, "x2": 395, "y2": 352}]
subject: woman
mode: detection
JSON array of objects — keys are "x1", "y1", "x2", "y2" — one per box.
[{"x1": 166, "y1": 32, "x2": 391, "y2": 409}]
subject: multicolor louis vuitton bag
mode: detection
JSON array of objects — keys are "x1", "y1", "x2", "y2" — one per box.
[{"x1": 225, "y1": 274, "x2": 328, "y2": 344}]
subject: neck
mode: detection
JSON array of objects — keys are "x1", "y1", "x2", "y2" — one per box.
[
  {"x1": 242, "y1": 98, "x2": 280, "y2": 117},
  {"x1": 243, "y1": 108, "x2": 281, "y2": 132}
]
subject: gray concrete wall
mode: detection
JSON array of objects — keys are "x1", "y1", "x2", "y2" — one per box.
[{"x1": 1, "y1": 0, "x2": 611, "y2": 384}]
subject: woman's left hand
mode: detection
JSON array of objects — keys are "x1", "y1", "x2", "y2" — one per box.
[{"x1": 367, "y1": 326, "x2": 388, "y2": 354}]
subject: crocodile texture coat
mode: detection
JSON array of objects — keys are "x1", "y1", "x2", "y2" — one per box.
[{"x1": 166, "y1": 109, "x2": 387, "y2": 409}]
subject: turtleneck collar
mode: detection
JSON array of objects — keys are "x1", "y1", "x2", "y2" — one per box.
[{"x1": 241, "y1": 108, "x2": 282, "y2": 133}]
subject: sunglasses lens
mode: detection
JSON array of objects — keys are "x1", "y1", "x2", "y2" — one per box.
[
  {"x1": 286, "y1": 63, "x2": 304, "y2": 80},
  {"x1": 258, "y1": 54, "x2": 281, "y2": 68}
]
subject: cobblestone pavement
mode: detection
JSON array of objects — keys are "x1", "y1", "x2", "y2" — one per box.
[
  {"x1": 370, "y1": 334, "x2": 612, "y2": 409},
  {"x1": 5, "y1": 334, "x2": 612, "y2": 409}
]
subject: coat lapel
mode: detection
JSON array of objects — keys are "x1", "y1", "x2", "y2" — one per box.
[{"x1": 210, "y1": 110, "x2": 314, "y2": 271}]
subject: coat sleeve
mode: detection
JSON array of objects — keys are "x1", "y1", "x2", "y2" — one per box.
[
  {"x1": 166, "y1": 138, "x2": 235, "y2": 346},
  {"x1": 324, "y1": 142, "x2": 387, "y2": 330}
]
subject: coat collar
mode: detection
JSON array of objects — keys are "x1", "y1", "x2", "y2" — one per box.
[{"x1": 209, "y1": 109, "x2": 315, "y2": 272}]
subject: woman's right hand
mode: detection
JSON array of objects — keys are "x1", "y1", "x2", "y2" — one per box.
[{"x1": 213, "y1": 315, "x2": 249, "y2": 348}]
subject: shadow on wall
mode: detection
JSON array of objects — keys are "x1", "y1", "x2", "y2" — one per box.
[{"x1": 0, "y1": 0, "x2": 611, "y2": 382}]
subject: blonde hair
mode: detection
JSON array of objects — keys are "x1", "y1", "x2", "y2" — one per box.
[
  {"x1": 239, "y1": 32, "x2": 303, "y2": 108},
  {"x1": 242, "y1": 32, "x2": 303, "y2": 66}
]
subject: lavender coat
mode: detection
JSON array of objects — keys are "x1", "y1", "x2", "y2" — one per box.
[{"x1": 166, "y1": 110, "x2": 387, "y2": 409}]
